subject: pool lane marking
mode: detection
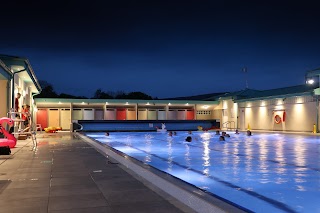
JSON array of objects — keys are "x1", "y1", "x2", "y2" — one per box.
[{"x1": 101, "y1": 139, "x2": 297, "y2": 213}]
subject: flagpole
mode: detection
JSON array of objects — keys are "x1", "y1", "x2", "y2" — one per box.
[{"x1": 243, "y1": 67, "x2": 248, "y2": 89}]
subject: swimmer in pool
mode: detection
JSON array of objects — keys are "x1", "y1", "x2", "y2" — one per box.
[{"x1": 185, "y1": 136, "x2": 192, "y2": 142}]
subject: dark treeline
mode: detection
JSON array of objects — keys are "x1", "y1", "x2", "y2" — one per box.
[{"x1": 35, "y1": 81, "x2": 156, "y2": 100}]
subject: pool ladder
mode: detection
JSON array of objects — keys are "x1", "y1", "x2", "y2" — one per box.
[{"x1": 222, "y1": 121, "x2": 236, "y2": 130}]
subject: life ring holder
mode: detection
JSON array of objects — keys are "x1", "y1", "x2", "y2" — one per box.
[{"x1": 274, "y1": 115, "x2": 282, "y2": 124}]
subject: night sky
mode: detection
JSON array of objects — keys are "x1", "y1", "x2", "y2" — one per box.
[{"x1": 1, "y1": 0, "x2": 320, "y2": 98}]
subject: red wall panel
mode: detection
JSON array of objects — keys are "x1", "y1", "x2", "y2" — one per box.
[
  {"x1": 116, "y1": 108, "x2": 126, "y2": 120},
  {"x1": 186, "y1": 110, "x2": 194, "y2": 120},
  {"x1": 37, "y1": 109, "x2": 48, "y2": 129}
]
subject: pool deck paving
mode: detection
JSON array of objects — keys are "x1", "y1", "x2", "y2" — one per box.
[{"x1": 0, "y1": 132, "x2": 195, "y2": 213}]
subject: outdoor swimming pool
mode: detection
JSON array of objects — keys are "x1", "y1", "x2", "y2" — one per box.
[{"x1": 86, "y1": 131, "x2": 320, "y2": 213}]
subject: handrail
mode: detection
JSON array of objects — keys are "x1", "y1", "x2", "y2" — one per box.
[
  {"x1": 222, "y1": 121, "x2": 236, "y2": 130},
  {"x1": 6, "y1": 111, "x2": 38, "y2": 150}
]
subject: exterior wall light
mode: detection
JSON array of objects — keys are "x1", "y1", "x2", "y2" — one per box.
[{"x1": 306, "y1": 79, "x2": 314, "y2": 84}]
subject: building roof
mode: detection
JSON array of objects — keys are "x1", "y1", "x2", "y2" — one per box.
[
  {"x1": 0, "y1": 54, "x2": 42, "y2": 93},
  {"x1": 202, "y1": 84, "x2": 317, "y2": 102},
  {"x1": 235, "y1": 85, "x2": 317, "y2": 102},
  {"x1": 204, "y1": 89, "x2": 262, "y2": 101},
  {"x1": 163, "y1": 92, "x2": 225, "y2": 100},
  {"x1": 0, "y1": 58, "x2": 12, "y2": 80},
  {"x1": 305, "y1": 67, "x2": 320, "y2": 78},
  {"x1": 34, "y1": 98, "x2": 219, "y2": 108}
]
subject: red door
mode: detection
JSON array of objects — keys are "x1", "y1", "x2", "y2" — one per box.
[
  {"x1": 186, "y1": 110, "x2": 194, "y2": 120},
  {"x1": 116, "y1": 108, "x2": 126, "y2": 120},
  {"x1": 37, "y1": 108, "x2": 48, "y2": 129}
]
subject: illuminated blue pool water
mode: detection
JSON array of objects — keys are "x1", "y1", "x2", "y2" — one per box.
[{"x1": 86, "y1": 131, "x2": 320, "y2": 213}]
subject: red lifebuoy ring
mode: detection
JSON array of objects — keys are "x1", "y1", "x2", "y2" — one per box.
[
  {"x1": 283, "y1": 111, "x2": 286, "y2": 122},
  {"x1": 274, "y1": 115, "x2": 282, "y2": 124}
]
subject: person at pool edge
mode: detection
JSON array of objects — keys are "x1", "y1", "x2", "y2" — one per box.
[
  {"x1": 235, "y1": 129, "x2": 239, "y2": 134},
  {"x1": 14, "y1": 92, "x2": 21, "y2": 118},
  {"x1": 22, "y1": 104, "x2": 31, "y2": 132}
]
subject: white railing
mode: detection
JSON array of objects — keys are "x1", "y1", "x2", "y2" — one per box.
[{"x1": 222, "y1": 121, "x2": 236, "y2": 130}]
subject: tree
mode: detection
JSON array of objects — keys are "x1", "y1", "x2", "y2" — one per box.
[
  {"x1": 35, "y1": 80, "x2": 58, "y2": 98},
  {"x1": 126, "y1": 92, "x2": 152, "y2": 100},
  {"x1": 59, "y1": 93, "x2": 87, "y2": 99},
  {"x1": 114, "y1": 91, "x2": 127, "y2": 99},
  {"x1": 92, "y1": 89, "x2": 113, "y2": 99}
]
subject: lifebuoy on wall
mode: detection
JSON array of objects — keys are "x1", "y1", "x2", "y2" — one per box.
[
  {"x1": 274, "y1": 115, "x2": 282, "y2": 124},
  {"x1": 283, "y1": 111, "x2": 286, "y2": 122}
]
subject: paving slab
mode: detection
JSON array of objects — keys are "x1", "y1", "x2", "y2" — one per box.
[{"x1": 0, "y1": 132, "x2": 194, "y2": 213}]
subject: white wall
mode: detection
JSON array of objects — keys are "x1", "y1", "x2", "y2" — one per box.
[
  {"x1": 237, "y1": 96, "x2": 316, "y2": 132},
  {"x1": 0, "y1": 80, "x2": 8, "y2": 117},
  {"x1": 220, "y1": 100, "x2": 238, "y2": 130}
]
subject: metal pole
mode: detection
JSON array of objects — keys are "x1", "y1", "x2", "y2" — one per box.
[
  {"x1": 317, "y1": 95, "x2": 319, "y2": 133},
  {"x1": 243, "y1": 67, "x2": 248, "y2": 89}
]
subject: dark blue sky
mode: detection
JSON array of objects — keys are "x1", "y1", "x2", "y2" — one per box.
[{"x1": 1, "y1": 0, "x2": 320, "y2": 98}]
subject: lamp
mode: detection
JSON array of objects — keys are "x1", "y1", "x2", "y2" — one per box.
[{"x1": 306, "y1": 79, "x2": 315, "y2": 84}]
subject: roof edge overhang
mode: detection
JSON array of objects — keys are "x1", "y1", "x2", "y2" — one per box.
[
  {"x1": 305, "y1": 68, "x2": 320, "y2": 78},
  {"x1": 0, "y1": 59, "x2": 13, "y2": 79},
  {"x1": 34, "y1": 98, "x2": 219, "y2": 105},
  {"x1": 0, "y1": 54, "x2": 42, "y2": 93},
  {"x1": 25, "y1": 59, "x2": 42, "y2": 93},
  {"x1": 234, "y1": 91, "x2": 314, "y2": 103}
]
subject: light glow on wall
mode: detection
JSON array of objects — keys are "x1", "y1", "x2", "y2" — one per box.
[
  {"x1": 295, "y1": 103, "x2": 303, "y2": 112},
  {"x1": 260, "y1": 100, "x2": 266, "y2": 106},
  {"x1": 223, "y1": 100, "x2": 228, "y2": 109},
  {"x1": 274, "y1": 105, "x2": 284, "y2": 110},
  {"x1": 233, "y1": 103, "x2": 238, "y2": 118},
  {"x1": 259, "y1": 106, "x2": 267, "y2": 116},
  {"x1": 296, "y1": 97, "x2": 303, "y2": 104},
  {"x1": 277, "y1": 99, "x2": 283, "y2": 105}
]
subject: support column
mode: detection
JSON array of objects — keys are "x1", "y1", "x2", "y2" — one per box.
[{"x1": 165, "y1": 104, "x2": 169, "y2": 120}]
